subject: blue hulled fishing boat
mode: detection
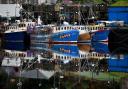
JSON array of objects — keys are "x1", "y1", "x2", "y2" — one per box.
[{"x1": 3, "y1": 20, "x2": 35, "y2": 42}]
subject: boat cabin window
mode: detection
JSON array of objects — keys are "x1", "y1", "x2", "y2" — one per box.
[
  {"x1": 19, "y1": 24, "x2": 21, "y2": 27},
  {"x1": 60, "y1": 27, "x2": 62, "y2": 30},
  {"x1": 81, "y1": 27, "x2": 84, "y2": 30},
  {"x1": 56, "y1": 27, "x2": 58, "y2": 30},
  {"x1": 61, "y1": 56, "x2": 63, "y2": 59},
  {"x1": 64, "y1": 27, "x2": 66, "y2": 30},
  {"x1": 80, "y1": 27, "x2": 82, "y2": 30},
  {"x1": 95, "y1": 27, "x2": 97, "y2": 30},
  {"x1": 99, "y1": 27, "x2": 101, "y2": 30},
  {"x1": 84, "y1": 27, "x2": 86, "y2": 30},
  {"x1": 56, "y1": 55, "x2": 58, "y2": 59},
  {"x1": 23, "y1": 24, "x2": 26, "y2": 27},
  {"x1": 19, "y1": 24, "x2": 25, "y2": 27},
  {"x1": 58, "y1": 27, "x2": 60, "y2": 30},
  {"x1": 67, "y1": 27, "x2": 69, "y2": 29},
  {"x1": 13, "y1": 27, "x2": 15, "y2": 29},
  {"x1": 93, "y1": 27, "x2": 95, "y2": 30},
  {"x1": 10, "y1": 27, "x2": 12, "y2": 29}
]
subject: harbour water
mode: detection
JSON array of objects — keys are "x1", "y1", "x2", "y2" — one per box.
[{"x1": 0, "y1": 40, "x2": 128, "y2": 89}]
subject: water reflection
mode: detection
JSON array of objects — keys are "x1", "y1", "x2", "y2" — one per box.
[{"x1": 0, "y1": 42, "x2": 128, "y2": 89}]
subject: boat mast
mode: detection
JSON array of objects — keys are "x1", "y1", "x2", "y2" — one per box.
[
  {"x1": 87, "y1": 4, "x2": 96, "y2": 23},
  {"x1": 78, "y1": 2, "x2": 81, "y2": 25}
]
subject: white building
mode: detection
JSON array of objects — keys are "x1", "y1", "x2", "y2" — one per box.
[
  {"x1": 0, "y1": 4, "x2": 21, "y2": 17},
  {"x1": 2, "y1": 57, "x2": 21, "y2": 67},
  {"x1": 38, "y1": 0, "x2": 57, "y2": 5}
]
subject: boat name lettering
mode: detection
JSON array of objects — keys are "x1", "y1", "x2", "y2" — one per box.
[
  {"x1": 60, "y1": 48, "x2": 71, "y2": 53},
  {"x1": 60, "y1": 34, "x2": 71, "y2": 39}
]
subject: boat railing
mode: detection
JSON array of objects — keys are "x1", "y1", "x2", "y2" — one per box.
[
  {"x1": 53, "y1": 24, "x2": 105, "y2": 32},
  {"x1": 54, "y1": 25, "x2": 86, "y2": 31},
  {"x1": 4, "y1": 25, "x2": 19, "y2": 32}
]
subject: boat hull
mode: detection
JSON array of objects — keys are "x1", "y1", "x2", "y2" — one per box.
[
  {"x1": 50, "y1": 44, "x2": 79, "y2": 57},
  {"x1": 91, "y1": 30, "x2": 110, "y2": 42},
  {"x1": 31, "y1": 30, "x2": 79, "y2": 43},
  {"x1": 30, "y1": 35, "x2": 49, "y2": 43},
  {"x1": 77, "y1": 43, "x2": 91, "y2": 52},
  {"x1": 78, "y1": 33, "x2": 91, "y2": 42},
  {"x1": 3, "y1": 31, "x2": 30, "y2": 42},
  {"x1": 91, "y1": 42, "x2": 109, "y2": 53},
  {"x1": 50, "y1": 30, "x2": 79, "y2": 43},
  {"x1": 3, "y1": 42, "x2": 29, "y2": 51}
]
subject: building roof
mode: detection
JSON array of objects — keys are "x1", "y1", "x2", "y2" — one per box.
[
  {"x1": 20, "y1": 68, "x2": 55, "y2": 79},
  {"x1": 2, "y1": 57, "x2": 21, "y2": 67}
]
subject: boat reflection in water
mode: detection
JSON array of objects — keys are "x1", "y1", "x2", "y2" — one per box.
[{"x1": 0, "y1": 42, "x2": 128, "y2": 89}]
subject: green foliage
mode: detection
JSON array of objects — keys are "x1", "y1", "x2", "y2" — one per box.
[
  {"x1": 110, "y1": 1, "x2": 128, "y2": 6},
  {"x1": 57, "y1": 0, "x2": 103, "y2": 3}
]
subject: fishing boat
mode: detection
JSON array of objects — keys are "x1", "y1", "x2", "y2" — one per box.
[
  {"x1": 52, "y1": 23, "x2": 105, "y2": 42},
  {"x1": 30, "y1": 21, "x2": 80, "y2": 43},
  {"x1": 30, "y1": 5, "x2": 108, "y2": 43},
  {"x1": 30, "y1": 21, "x2": 107, "y2": 43},
  {"x1": 3, "y1": 20, "x2": 35, "y2": 42}
]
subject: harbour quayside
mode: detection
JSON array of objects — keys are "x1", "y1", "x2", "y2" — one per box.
[
  {"x1": 30, "y1": 21, "x2": 108, "y2": 43},
  {"x1": 2, "y1": 4, "x2": 121, "y2": 44}
]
